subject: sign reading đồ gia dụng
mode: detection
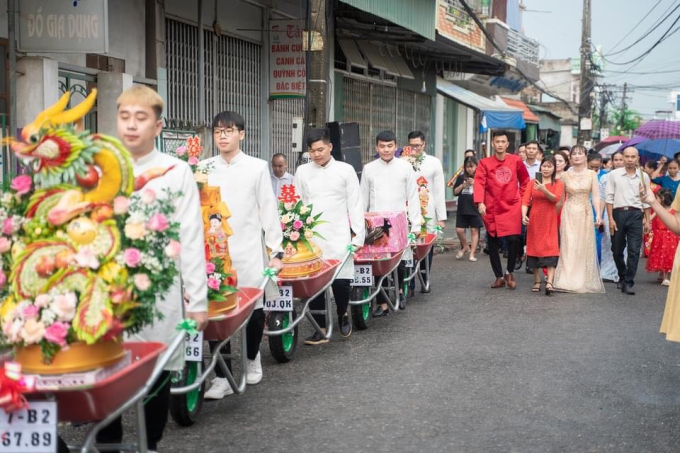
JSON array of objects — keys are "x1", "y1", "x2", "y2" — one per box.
[{"x1": 18, "y1": 0, "x2": 109, "y2": 53}]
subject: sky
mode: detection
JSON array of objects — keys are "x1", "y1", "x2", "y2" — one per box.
[{"x1": 523, "y1": 0, "x2": 680, "y2": 119}]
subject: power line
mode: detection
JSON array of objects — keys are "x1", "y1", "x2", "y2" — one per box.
[
  {"x1": 602, "y1": 12, "x2": 680, "y2": 66},
  {"x1": 605, "y1": 0, "x2": 679, "y2": 56}
]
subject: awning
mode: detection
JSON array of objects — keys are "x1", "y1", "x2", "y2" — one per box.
[
  {"x1": 437, "y1": 77, "x2": 525, "y2": 130},
  {"x1": 501, "y1": 97, "x2": 539, "y2": 124},
  {"x1": 527, "y1": 104, "x2": 562, "y2": 132}
]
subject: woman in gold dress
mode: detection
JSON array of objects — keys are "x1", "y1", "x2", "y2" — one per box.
[{"x1": 553, "y1": 145, "x2": 605, "y2": 293}]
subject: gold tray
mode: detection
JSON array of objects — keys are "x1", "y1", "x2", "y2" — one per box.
[{"x1": 16, "y1": 340, "x2": 126, "y2": 375}]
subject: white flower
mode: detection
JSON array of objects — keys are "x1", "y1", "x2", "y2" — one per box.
[
  {"x1": 299, "y1": 206, "x2": 310, "y2": 215},
  {"x1": 40, "y1": 309, "x2": 57, "y2": 325}
]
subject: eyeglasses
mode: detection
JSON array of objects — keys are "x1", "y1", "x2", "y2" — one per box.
[
  {"x1": 213, "y1": 128, "x2": 238, "y2": 137},
  {"x1": 410, "y1": 144, "x2": 425, "y2": 148}
]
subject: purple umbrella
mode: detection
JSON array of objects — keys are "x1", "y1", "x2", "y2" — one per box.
[
  {"x1": 634, "y1": 120, "x2": 680, "y2": 140},
  {"x1": 617, "y1": 136, "x2": 646, "y2": 150}
]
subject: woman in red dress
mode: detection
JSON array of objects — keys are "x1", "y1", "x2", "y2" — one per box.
[
  {"x1": 644, "y1": 161, "x2": 663, "y2": 257},
  {"x1": 647, "y1": 189, "x2": 679, "y2": 286},
  {"x1": 522, "y1": 157, "x2": 565, "y2": 295}
]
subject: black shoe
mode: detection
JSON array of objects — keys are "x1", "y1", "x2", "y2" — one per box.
[
  {"x1": 304, "y1": 331, "x2": 329, "y2": 345},
  {"x1": 515, "y1": 255, "x2": 525, "y2": 271},
  {"x1": 621, "y1": 284, "x2": 636, "y2": 295},
  {"x1": 616, "y1": 281, "x2": 624, "y2": 290},
  {"x1": 502, "y1": 251, "x2": 509, "y2": 259},
  {"x1": 399, "y1": 293, "x2": 407, "y2": 310},
  {"x1": 483, "y1": 247, "x2": 489, "y2": 255},
  {"x1": 339, "y1": 314, "x2": 352, "y2": 338},
  {"x1": 525, "y1": 267, "x2": 533, "y2": 274},
  {"x1": 420, "y1": 287, "x2": 431, "y2": 294},
  {"x1": 373, "y1": 306, "x2": 388, "y2": 318}
]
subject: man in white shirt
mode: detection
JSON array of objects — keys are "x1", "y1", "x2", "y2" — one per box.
[
  {"x1": 361, "y1": 130, "x2": 422, "y2": 316},
  {"x1": 97, "y1": 85, "x2": 208, "y2": 452},
  {"x1": 605, "y1": 146, "x2": 651, "y2": 295},
  {"x1": 295, "y1": 128, "x2": 365, "y2": 344},
  {"x1": 406, "y1": 131, "x2": 446, "y2": 293},
  {"x1": 271, "y1": 153, "x2": 294, "y2": 197},
  {"x1": 524, "y1": 141, "x2": 541, "y2": 180},
  {"x1": 202, "y1": 111, "x2": 284, "y2": 399}
]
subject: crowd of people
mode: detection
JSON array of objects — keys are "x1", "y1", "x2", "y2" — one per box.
[{"x1": 455, "y1": 130, "x2": 679, "y2": 297}]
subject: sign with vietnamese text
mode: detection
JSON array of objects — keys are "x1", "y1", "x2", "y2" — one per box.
[
  {"x1": 270, "y1": 19, "x2": 306, "y2": 99},
  {"x1": 18, "y1": 0, "x2": 109, "y2": 53}
]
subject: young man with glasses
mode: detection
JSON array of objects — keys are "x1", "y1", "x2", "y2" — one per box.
[
  {"x1": 201, "y1": 111, "x2": 284, "y2": 399},
  {"x1": 406, "y1": 131, "x2": 446, "y2": 292}
]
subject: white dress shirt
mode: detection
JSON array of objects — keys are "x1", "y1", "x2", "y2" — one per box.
[
  {"x1": 271, "y1": 171, "x2": 294, "y2": 198},
  {"x1": 294, "y1": 158, "x2": 366, "y2": 279},
  {"x1": 414, "y1": 155, "x2": 447, "y2": 231},
  {"x1": 128, "y1": 149, "x2": 207, "y2": 371},
  {"x1": 605, "y1": 167, "x2": 651, "y2": 209},
  {"x1": 204, "y1": 152, "x2": 284, "y2": 305},
  {"x1": 524, "y1": 159, "x2": 541, "y2": 180},
  {"x1": 360, "y1": 157, "x2": 422, "y2": 233}
]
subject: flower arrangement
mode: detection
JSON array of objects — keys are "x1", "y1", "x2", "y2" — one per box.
[
  {"x1": 206, "y1": 257, "x2": 237, "y2": 303},
  {"x1": 416, "y1": 176, "x2": 432, "y2": 236},
  {"x1": 0, "y1": 90, "x2": 182, "y2": 366},
  {"x1": 401, "y1": 146, "x2": 425, "y2": 172},
  {"x1": 278, "y1": 184, "x2": 325, "y2": 257},
  {"x1": 174, "y1": 136, "x2": 214, "y2": 187}
]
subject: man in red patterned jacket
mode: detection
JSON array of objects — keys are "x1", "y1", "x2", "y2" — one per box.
[{"x1": 473, "y1": 130, "x2": 530, "y2": 289}]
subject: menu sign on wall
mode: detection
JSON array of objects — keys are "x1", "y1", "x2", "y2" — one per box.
[{"x1": 270, "y1": 19, "x2": 306, "y2": 99}]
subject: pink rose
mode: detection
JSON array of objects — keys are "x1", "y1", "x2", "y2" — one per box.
[
  {"x1": 34, "y1": 294, "x2": 51, "y2": 308},
  {"x1": 44, "y1": 322, "x2": 69, "y2": 347},
  {"x1": 164, "y1": 240, "x2": 181, "y2": 259},
  {"x1": 188, "y1": 157, "x2": 199, "y2": 166},
  {"x1": 280, "y1": 222, "x2": 286, "y2": 230},
  {"x1": 148, "y1": 213, "x2": 169, "y2": 232},
  {"x1": 113, "y1": 196, "x2": 130, "y2": 215},
  {"x1": 22, "y1": 305, "x2": 39, "y2": 320},
  {"x1": 10, "y1": 175, "x2": 32, "y2": 195},
  {"x1": 306, "y1": 217, "x2": 314, "y2": 225},
  {"x1": 293, "y1": 220, "x2": 303, "y2": 230},
  {"x1": 2, "y1": 218, "x2": 13, "y2": 236},
  {"x1": 207, "y1": 277, "x2": 220, "y2": 291},
  {"x1": 20, "y1": 319, "x2": 45, "y2": 344},
  {"x1": 133, "y1": 273, "x2": 152, "y2": 291},
  {"x1": 290, "y1": 231, "x2": 300, "y2": 241},
  {"x1": 206, "y1": 262, "x2": 216, "y2": 274},
  {"x1": 50, "y1": 294, "x2": 76, "y2": 322},
  {"x1": 175, "y1": 146, "x2": 187, "y2": 157},
  {"x1": 141, "y1": 189, "x2": 156, "y2": 205},
  {"x1": 284, "y1": 202, "x2": 293, "y2": 210},
  {"x1": 0, "y1": 271, "x2": 6, "y2": 288},
  {"x1": 123, "y1": 248, "x2": 142, "y2": 267},
  {"x1": 0, "y1": 238, "x2": 11, "y2": 253}
]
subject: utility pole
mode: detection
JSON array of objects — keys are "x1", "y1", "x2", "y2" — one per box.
[
  {"x1": 619, "y1": 82, "x2": 628, "y2": 133},
  {"x1": 305, "y1": 0, "x2": 329, "y2": 130},
  {"x1": 577, "y1": 0, "x2": 592, "y2": 145}
]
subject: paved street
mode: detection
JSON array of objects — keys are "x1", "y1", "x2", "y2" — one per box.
[{"x1": 156, "y1": 252, "x2": 680, "y2": 453}]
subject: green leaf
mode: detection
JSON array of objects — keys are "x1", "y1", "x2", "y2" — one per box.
[{"x1": 299, "y1": 237, "x2": 314, "y2": 253}]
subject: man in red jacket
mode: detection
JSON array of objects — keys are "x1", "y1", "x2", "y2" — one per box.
[{"x1": 473, "y1": 130, "x2": 530, "y2": 289}]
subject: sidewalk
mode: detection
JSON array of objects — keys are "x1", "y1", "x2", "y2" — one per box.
[{"x1": 437, "y1": 210, "x2": 486, "y2": 253}]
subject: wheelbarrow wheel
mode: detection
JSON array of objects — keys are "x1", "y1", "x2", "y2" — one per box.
[
  {"x1": 268, "y1": 308, "x2": 298, "y2": 363},
  {"x1": 351, "y1": 287, "x2": 372, "y2": 330},
  {"x1": 169, "y1": 360, "x2": 205, "y2": 427}
]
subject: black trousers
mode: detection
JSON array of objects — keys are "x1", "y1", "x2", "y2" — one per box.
[
  {"x1": 378, "y1": 262, "x2": 405, "y2": 305},
  {"x1": 310, "y1": 279, "x2": 351, "y2": 328},
  {"x1": 210, "y1": 308, "x2": 265, "y2": 378},
  {"x1": 96, "y1": 371, "x2": 171, "y2": 451},
  {"x1": 612, "y1": 209, "x2": 643, "y2": 286},
  {"x1": 487, "y1": 234, "x2": 522, "y2": 278},
  {"x1": 418, "y1": 247, "x2": 435, "y2": 286}
]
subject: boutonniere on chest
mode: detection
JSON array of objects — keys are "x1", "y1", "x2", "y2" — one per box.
[{"x1": 401, "y1": 146, "x2": 425, "y2": 171}]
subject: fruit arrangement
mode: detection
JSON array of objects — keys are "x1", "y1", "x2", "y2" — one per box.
[{"x1": 0, "y1": 90, "x2": 181, "y2": 369}]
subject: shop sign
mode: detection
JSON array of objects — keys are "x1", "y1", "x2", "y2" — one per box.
[
  {"x1": 18, "y1": 0, "x2": 109, "y2": 53},
  {"x1": 489, "y1": 76, "x2": 527, "y2": 93},
  {"x1": 270, "y1": 19, "x2": 306, "y2": 99}
]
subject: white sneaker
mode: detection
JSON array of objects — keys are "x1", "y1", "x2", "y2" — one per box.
[
  {"x1": 662, "y1": 279, "x2": 671, "y2": 286},
  {"x1": 204, "y1": 377, "x2": 234, "y2": 400},
  {"x1": 246, "y1": 353, "x2": 263, "y2": 385}
]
